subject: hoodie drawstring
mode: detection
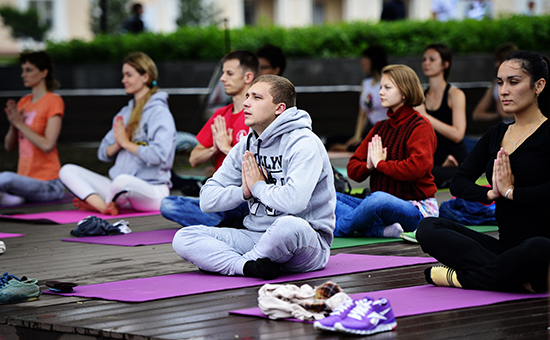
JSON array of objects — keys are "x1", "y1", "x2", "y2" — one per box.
[{"x1": 246, "y1": 134, "x2": 275, "y2": 184}]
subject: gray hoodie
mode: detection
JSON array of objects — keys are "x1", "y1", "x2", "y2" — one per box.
[
  {"x1": 97, "y1": 92, "x2": 176, "y2": 186},
  {"x1": 200, "y1": 107, "x2": 336, "y2": 245}
]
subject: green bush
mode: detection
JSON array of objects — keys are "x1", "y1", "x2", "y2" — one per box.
[{"x1": 44, "y1": 15, "x2": 550, "y2": 64}]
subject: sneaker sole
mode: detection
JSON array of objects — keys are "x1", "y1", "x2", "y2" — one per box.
[
  {"x1": 0, "y1": 296, "x2": 40, "y2": 304},
  {"x1": 313, "y1": 322, "x2": 337, "y2": 332},
  {"x1": 399, "y1": 234, "x2": 419, "y2": 243},
  {"x1": 335, "y1": 321, "x2": 397, "y2": 335}
]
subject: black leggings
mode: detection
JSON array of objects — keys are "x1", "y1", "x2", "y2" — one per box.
[{"x1": 416, "y1": 217, "x2": 550, "y2": 292}]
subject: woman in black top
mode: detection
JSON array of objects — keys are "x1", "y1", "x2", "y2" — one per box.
[
  {"x1": 417, "y1": 43, "x2": 468, "y2": 188},
  {"x1": 417, "y1": 50, "x2": 550, "y2": 293}
]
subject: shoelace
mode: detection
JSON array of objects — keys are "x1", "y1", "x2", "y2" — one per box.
[
  {"x1": 347, "y1": 298, "x2": 375, "y2": 320},
  {"x1": 330, "y1": 298, "x2": 355, "y2": 316},
  {"x1": 0, "y1": 273, "x2": 20, "y2": 287}
]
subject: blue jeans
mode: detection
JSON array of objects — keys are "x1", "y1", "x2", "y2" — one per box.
[
  {"x1": 0, "y1": 171, "x2": 65, "y2": 203},
  {"x1": 334, "y1": 191, "x2": 422, "y2": 237},
  {"x1": 175, "y1": 132, "x2": 198, "y2": 153},
  {"x1": 160, "y1": 195, "x2": 248, "y2": 227}
]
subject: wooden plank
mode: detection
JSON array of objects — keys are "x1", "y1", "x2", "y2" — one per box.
[{"x1": 0, "y1": 198, "x2": 546, "y2": 340}]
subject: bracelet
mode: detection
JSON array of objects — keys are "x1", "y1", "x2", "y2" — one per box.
[{"x1": 504, "y1": 187, "x2": 514, "y2": 199}]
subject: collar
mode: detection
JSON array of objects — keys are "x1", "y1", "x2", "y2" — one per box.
[{"x1": 387, "y1": 105, "x2": 416, "y2": 128}]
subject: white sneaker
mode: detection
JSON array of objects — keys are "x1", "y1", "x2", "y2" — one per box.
[
  {"x1": 113, "y1": 220, "x2": 132, "y2": 234},
  {"x1": 0, "y1": 241, "x2": 6, "y2": 254}
]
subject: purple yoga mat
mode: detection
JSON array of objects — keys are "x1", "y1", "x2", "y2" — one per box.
[
  {"x1": 0, "y1": 232, "x2": 25, "y2": 238},
  {"x1": 229, "y1": 285, "x2": 548, "y2": 320},
  {"x1": 43, "y1": 254, "x2": 437, "y2": 302},
  {"x1": 62, "y1": 229, "x2": 178, "y2": 246},
  {"x1": 0, "y1": 209, "x2": 160, "y2": 224}
]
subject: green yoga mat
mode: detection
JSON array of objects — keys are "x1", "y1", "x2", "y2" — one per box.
[
  {"x1": 331, "y1": 237, "x2": 401, "y2": 249},
  {"x1": 467, "y1": 225, "x2": 498, "y2": 233},
  {"x1": 330, "y1": 225, "x2": 498, "y2": 249}
]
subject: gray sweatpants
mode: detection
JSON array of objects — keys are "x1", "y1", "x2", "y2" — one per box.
[{"x1": 172, "y1": 215, "x2": 331, "y2": 276}]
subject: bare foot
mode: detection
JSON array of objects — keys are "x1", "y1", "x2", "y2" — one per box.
[
  {"x1": 105, "y1": 202, "x2": 120, "y2": 216},
  {"x1": 73, "y1": 198, "x2": 99, "y2": 212}
]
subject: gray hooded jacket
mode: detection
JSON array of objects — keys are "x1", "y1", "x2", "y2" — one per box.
[
  {"x1": 97, "y1": 92, "x2": 176, "y2": 186},
  {"x1": 200, "y1": 107, "x2": 336, "y2": 245}
]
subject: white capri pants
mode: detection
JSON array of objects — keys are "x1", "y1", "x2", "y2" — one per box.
[{"x1": 59, "y1": 164, "x2": 169, "y2": 211}]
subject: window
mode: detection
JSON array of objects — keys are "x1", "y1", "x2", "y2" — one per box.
[
  {"x1": 28, "y1": 0, "x2": 54, "y2": 27},
  {"x1": 244, "y1": 0, "x2": 256, "y2": 25},
  {"x1": 313, "y1": 1, "x2": 325, "y2": 25}
]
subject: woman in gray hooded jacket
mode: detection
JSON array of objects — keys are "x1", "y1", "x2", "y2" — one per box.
[{"x1": 59, "y1": 52, "x2": 176, "y2": 215}]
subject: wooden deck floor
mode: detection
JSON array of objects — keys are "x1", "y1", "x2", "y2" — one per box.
[{"x1": 0, "y1": 197, "x2": 548, "y2": 340}]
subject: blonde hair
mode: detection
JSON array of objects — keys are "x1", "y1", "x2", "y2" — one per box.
[
  {"x1": 123, "y1": 52, "x2": 159, "y2": 138},
  {"x1": 382, "y1": 64, "x2": 425, "y2": 107}
]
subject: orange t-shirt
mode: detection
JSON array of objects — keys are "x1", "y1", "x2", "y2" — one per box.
[{"x1": 16, "y1": 92, "x2": 65, "y2": 181}]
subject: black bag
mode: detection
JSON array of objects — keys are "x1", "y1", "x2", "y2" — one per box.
[
  {"x1": 333, "y1": 167, "x2": 352, "y2": 194},
  {"x1": 332, "y1": 167, "x2": 371, "y2": 199}
]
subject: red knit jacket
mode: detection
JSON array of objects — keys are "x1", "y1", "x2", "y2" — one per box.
[{"x1": 347, "y1": 105, "x2": 437, "y2": 200}]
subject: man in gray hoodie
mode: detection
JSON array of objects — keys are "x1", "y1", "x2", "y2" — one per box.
[{"x1": 172, "y1": 75, "x2": 336, "y2": 279}]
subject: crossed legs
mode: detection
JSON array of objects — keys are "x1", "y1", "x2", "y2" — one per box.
[{"x1": 417, "y1": 217, "x2": 550, "y2": 292}]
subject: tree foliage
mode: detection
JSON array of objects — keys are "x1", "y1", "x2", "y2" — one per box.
[
  {"x1": 45, "y1": 15, "x2": 550, "y2": 64},
  {"x1": 177, "y1": 0, "x2": 220, "y2": 26},
  {"x1": 0, "y1": 5, "x2": 50, "y2": 41}
]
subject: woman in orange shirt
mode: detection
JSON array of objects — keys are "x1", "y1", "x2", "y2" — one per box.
[{"x1": 1, "y1": 51, "x2": 65, "y2": 206}]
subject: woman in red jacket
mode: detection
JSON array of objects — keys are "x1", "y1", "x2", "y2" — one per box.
[{"x1": 334, "y1": 64, "x2": 438, "y2": 238}]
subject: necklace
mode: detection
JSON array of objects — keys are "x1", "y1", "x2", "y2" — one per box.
[{"x1": 509, "y1": 115, "x2": 544, "y2": 150}]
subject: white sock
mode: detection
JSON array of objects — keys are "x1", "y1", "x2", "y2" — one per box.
[
  {"x1": 0, "y1": 193, "x2": 25, "y2": 206},
  {"x1": 382, "y1": 222, "x2": 404, "y2": 238}
]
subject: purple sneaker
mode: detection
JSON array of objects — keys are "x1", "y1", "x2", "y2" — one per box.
[
  {"x1": 313, "y1": 297, "x2": 372, "y2": 332},
  {"x1": 334, "y1": 298, "x2": 397, "y2": 335}
]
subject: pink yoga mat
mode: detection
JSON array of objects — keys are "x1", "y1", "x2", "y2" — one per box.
[
  {"x1": 0, "y1": 210, "x2": 160, "y2": 224},
  {"x1": 0, "y1": 233, "x2": 25, "y2": 238},
  {"x1": 43, "y1": 254, "x2": 437, "y2": 302},
  {"x1": 229, "y1": 285, "x2": 548, "y2": 320},
  {"x1": 62, "y1": 229, "x2": 178, "y2": 246}
]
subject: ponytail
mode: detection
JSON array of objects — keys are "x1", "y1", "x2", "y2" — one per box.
[
  {"x1": 126, "y1": 87, "x2": 158, "y2": 138},
  {"x1": 122, "y1": 52, "x2": 159, "y2": 137}
]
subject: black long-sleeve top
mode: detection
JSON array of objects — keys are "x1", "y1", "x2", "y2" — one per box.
[{"x1": 450, "y1": 120, "x2": 550, "y2": 248}]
